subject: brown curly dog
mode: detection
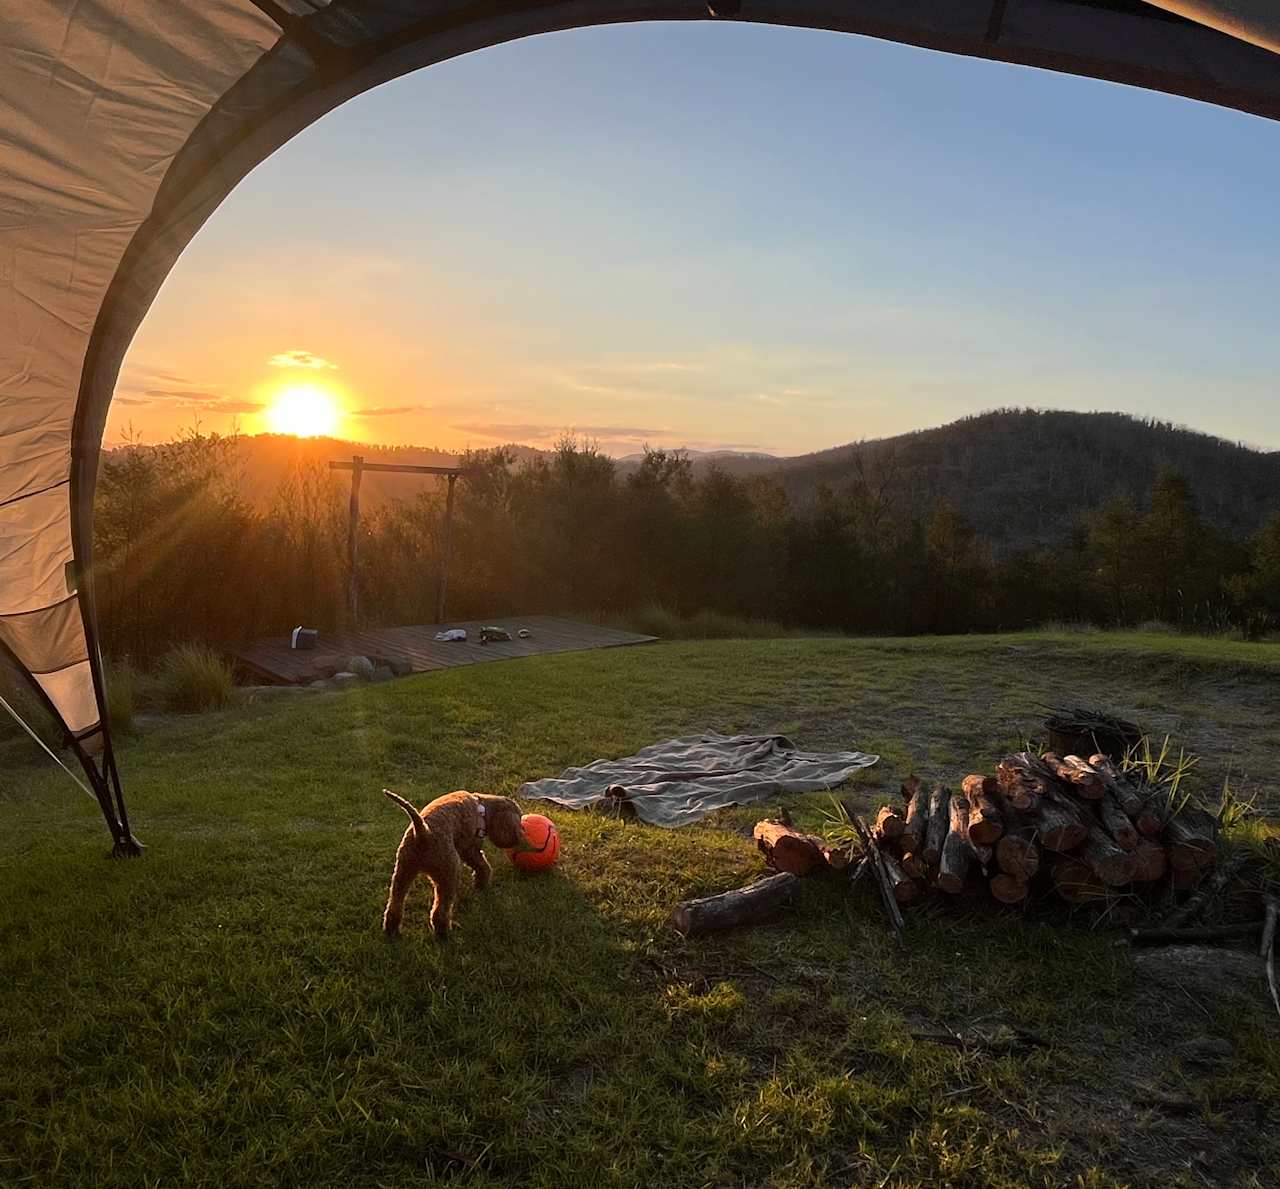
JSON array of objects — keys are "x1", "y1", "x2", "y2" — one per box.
[{"x1": 381, "y1": 789, "x2": 525, "y2": 938}]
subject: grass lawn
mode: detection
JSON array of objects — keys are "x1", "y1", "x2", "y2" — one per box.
[{"x1": 2, "y1": 631, "x2": 1278, "y2": 1187}]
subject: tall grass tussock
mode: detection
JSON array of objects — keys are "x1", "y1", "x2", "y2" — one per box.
[{"x1": 156, "y1": 644, "x2": 236, "y2": 713}]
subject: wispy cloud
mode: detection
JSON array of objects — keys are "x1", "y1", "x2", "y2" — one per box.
[
  {"x1": 114, "y1": 363, "x2": 264, "y2": 415},
  {"x1": 349, "y1": 404, "x2": 428, "y2": 418},
  {"x1": 452, "y1": 422, "x2": 678, "y2": 442},
  {"x1": 267, "y1": 350, "x2": 338, "y2": 371}
]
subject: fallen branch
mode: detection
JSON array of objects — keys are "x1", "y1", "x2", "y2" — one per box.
[
  {"x1": 1128, "y1": 920, "x2": 1264, "y2": 947},
  {"x1": 668, "y1": 872, "x2": 800, "y2": 937}
]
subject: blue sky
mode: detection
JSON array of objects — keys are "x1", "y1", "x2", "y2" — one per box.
[{"x1": 119, "y1": 20, "x2": 1280, "y2": 455}]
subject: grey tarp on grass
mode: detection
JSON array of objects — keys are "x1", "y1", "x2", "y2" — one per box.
[
  {"x1": 5, "y1": 2, "x2": 1280, "y2": 846},
  {"x1": 518, "y1": 732, "x2": 878, "y2": 826}
]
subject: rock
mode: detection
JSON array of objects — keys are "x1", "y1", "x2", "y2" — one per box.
[
  {"x1": 370, "y1": 666, "x2": 394, "y2": 684},
  {"x1": 244, "y1": 685, "x2": 311, "y2": 702},
  {"x1": 385, "y1": 657, "x2": 412, "y2": 677},
  {"x1": 1132, "y1": 945, "x2": 1267, "y2": 1006},
  {"x1": 331, "y1": 671, "x2": 360, "y2": 689},
  {"x1": 1175, "y1": 1035, "x2": 1234, "y2": 1067},
  {"x1": 347, "y1": 655, "x2": 375, "y2": 680}
]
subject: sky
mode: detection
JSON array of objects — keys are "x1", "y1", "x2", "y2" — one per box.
[{"x1": 115, "y1": 20, "x2": 1280, "y2": 458}]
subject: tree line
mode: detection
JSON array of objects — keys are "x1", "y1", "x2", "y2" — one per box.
[{"x1": 91, "y1": 430, "x2": 1280, "y2": 661}]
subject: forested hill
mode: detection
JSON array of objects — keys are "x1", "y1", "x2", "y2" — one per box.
[
  {"x1": 753, "y1": 410, "x2": 1280, "y2": 552},
  {"x1": 109, "y1": 411, "x2": 1279, "y2": 552}
]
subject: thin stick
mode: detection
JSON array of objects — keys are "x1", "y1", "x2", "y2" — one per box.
[
  {"x1": 1267, "y1": 934, "x2": 1279, "y2": 1022},
  {"x1": 1260, "y1": 894, "x2": 1279, "y2": 959},
  {"x1": 846, "y1": 802, "x2": 905, "y2": 945},
  {"x1": 1264, "y1": 894, "x2": 1280, "y2": 1022}
]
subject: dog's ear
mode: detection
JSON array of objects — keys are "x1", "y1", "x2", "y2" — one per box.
[{"x1": 485, "y1": 798, "x2": 525, "y2": 850}]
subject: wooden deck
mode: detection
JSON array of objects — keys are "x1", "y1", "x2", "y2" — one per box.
[{"x1": 233, "y1": 615, "x2": 657, "y2": 685}]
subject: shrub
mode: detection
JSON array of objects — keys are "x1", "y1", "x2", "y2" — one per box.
[
  {"x1": 157, "y1": 645, "x2": 236, "y2": 714},
  {"x1": 105, "y1": 659, "x2": 139, "y2": 732},
  {"x1": 624, "y1": 603, "x2": 790, "y2": 640}
]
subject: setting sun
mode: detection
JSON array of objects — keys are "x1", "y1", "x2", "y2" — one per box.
[{"x1": 265, "y1": 383, "x2": 342, "y2": 437}]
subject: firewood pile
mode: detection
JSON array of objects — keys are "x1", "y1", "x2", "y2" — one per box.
[{"x1": 757, "y1": 752, "x2": 1219, "y2": 911}]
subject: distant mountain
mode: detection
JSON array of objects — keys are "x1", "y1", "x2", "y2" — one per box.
[
  {"x1": 755, "y1": 409, "x2": 1280, "y2": 552},
  {"x1": 110, "y1": 412, "x2": 1280, "y2": 549},
  {"x1": 222, "y1": 435, "x2": 463, "y2": 507},
  {"x1": 616, "y1": 448, "x2": 777, "y2": 466}
]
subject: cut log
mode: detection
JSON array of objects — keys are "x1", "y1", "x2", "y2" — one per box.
[
  {"x1": 1041, "y1": 752, "x2": 1105, "y2": 800},
  {"x1": 1049, "y1": 855, "x2": 1110, "y2": 904},
  {"x1": 753, "y1": 821, "x2": 826, "y2": 876},
  {"x1": 900, "y1": 852, "x2": 926, "y2": 880},
  {"x1": 962, "y1": 774, "x2": 1004, "y2": 846},
  {"x1": 1025, "y1": 786, "x2": 1090, "y2": 853},
  {"x1": 1129, "y1": 838, "x2": 1168, "y2": 883},
  {"x1": 901, "y1": 779, "x2": 926, "y2": 853},
  {"x1": 990, "y1": 873, "x2": 1029, "y2": 904},
  {"x1": 1080, "y1": 825, "x2": 1137, "y2": 886},
  {"x1": 1165, "y1": 806, "x2": 1218, "y2": 871},
  {"x1": 1141, "y1": 793, "x2": 1172, "y2": 839},
  {"x1": 996, "y1": 752, "x2": 1050, "y2": 810},
  {"x1": 1089, "y1": 754, "x2": 1144, "y2": 817},
  {"x1": 668, "y1": 872, "x2": 799, "y2": 937},
  {"x1": 922, "y1": 785, "x2": 950, "y2": 865},
  {"x1": 1098, "y1": 791, "x2": 1140, "y2": 851},
  {"x1": 937, "y1": 792, "x2": 972, "y2": 893},
  {"x1": 1160, "y1": 851, "x2": 1246, "y2": 930},
  {"x1": 880, "y1": 850, "x2": 923, "y2": 905},
  {"x1": 821, "y1": 842, "x2": 852, "y2": 872},
  {"x1": 874, "y1": 804, "x2": 906, "y2": 842},
  {"x1": 995, "y1": 807, "x2": 1041, "y2": 881}
]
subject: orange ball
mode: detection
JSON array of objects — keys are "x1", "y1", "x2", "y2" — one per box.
[{"x1": 508, "y1": 813, "x2": 560, "y2": 872}]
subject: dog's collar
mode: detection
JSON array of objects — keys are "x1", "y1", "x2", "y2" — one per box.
[{"x1": 473, "y1": 798, "x2": 486, "y2": 839}]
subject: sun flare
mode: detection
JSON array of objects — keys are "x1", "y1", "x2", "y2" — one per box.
[{"x1": 265, "y1": 383, "x2": 341, "y2": 437}]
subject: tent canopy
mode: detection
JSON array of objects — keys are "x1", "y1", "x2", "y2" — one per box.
[{"x1": 4, "y1": 1, "x2": 1280, "y2": 849}]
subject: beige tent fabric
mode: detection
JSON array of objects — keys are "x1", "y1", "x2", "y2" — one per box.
[{"x1": 2, "y1": 1, "x2": 1280, "y2": 758}]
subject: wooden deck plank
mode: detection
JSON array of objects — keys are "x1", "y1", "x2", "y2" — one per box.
[{"x1": 232, "y1": 615, "x2": 657, "y2": 684}]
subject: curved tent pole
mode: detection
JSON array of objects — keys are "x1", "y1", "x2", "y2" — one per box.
[{"x1": 41, "y1": 0, "x2": 1280, "y2": 854}]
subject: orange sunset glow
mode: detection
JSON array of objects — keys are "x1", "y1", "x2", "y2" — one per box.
[{"x1": 263, "y1": 382, "x2": 344, "y2": 438}]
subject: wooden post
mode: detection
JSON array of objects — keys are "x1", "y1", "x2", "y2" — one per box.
[
  {"x1": 346, "y1": 455, "x2": 363, "y2": 623},
  {"x1": 327, "y1": 457, "x2": 462, "y2": 627},
  {"x1": 436, "y1": 473, "x2": 457, "y2": 624}
]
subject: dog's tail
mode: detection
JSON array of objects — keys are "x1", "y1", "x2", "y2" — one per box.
[{"x1": 383, "y1": 789, "x2": 429, "y2": 844}]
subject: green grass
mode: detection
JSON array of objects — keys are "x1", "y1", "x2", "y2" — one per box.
[{"x1": 2, "y1": 632, "x2": 1278, "y2": 1187}]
